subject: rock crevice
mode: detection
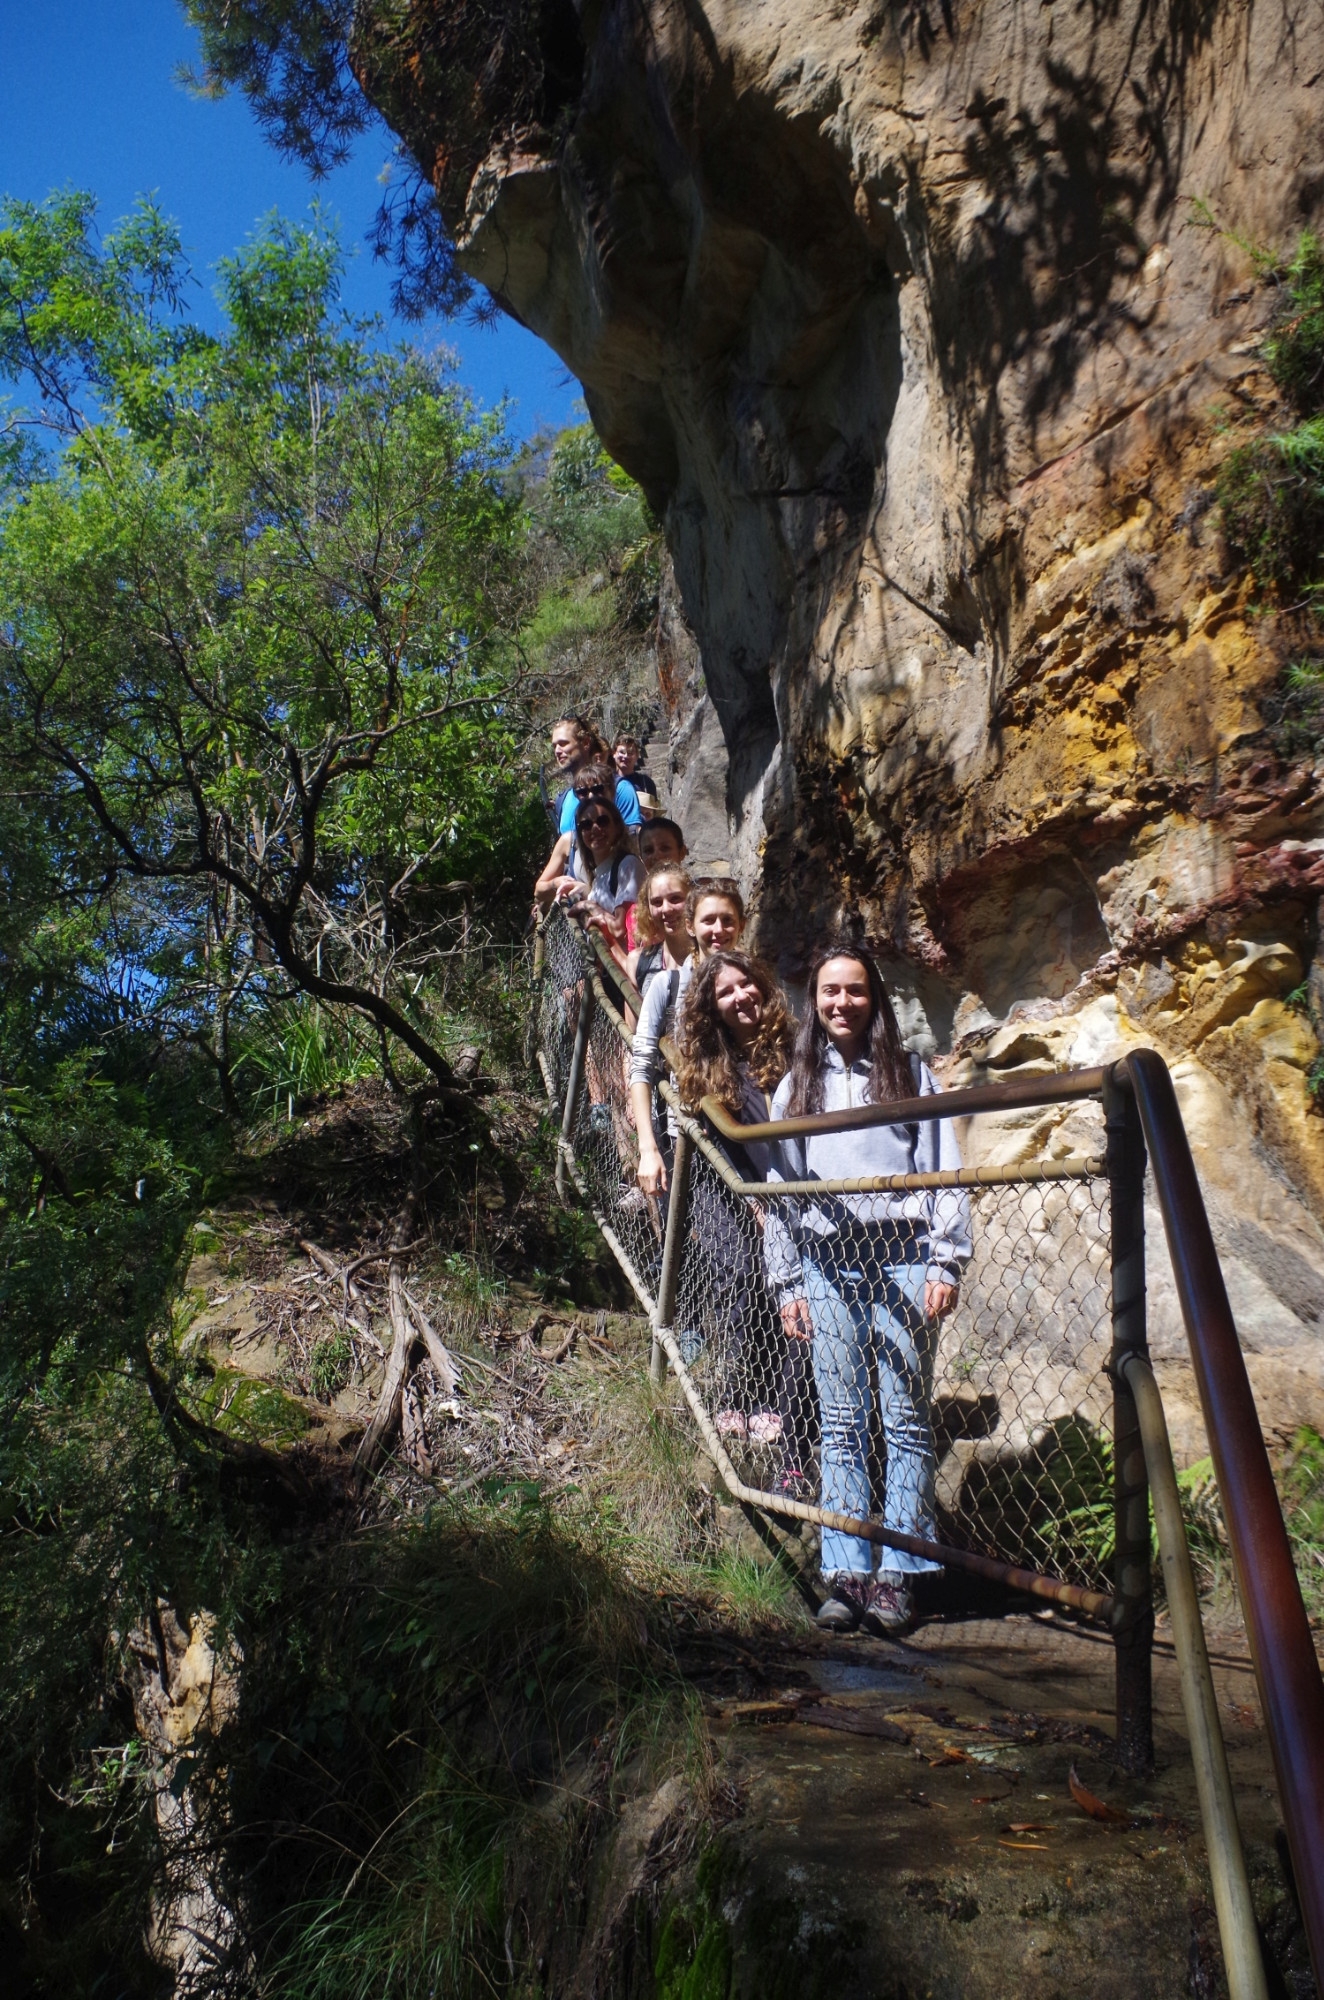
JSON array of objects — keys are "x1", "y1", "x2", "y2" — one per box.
[{"x1": 353, "y1": 0, "x2": 1324, "y2": 1409}]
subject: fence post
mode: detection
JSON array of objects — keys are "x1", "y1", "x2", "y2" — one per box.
[
  {"x1": 555, "y1": 980, "x2": 594, "y2": 1203},
  {"x1": 650, "y1": 1129, "x2": 693, "y2": 1386},
  {"x1": 1105, "y1": 1063, "x2": 1154, "y2": 1775}
]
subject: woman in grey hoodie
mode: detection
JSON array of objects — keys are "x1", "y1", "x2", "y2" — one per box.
[{"x1": 765, "y1": 946, "x2": 971, "y2": 1637}]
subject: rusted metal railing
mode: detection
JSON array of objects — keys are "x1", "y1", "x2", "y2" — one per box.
[
  {"x1": 537, "y1": 912, "x2": 1324, "y2": 1992},
  {"x1": 1122, "y1": 1048, "x2": 1324, "y2": 1982}
]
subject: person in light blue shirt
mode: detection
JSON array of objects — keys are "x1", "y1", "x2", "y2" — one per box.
[
  {"x1": 535, "y1": 763, "x2": 643, "y2": 914},
  {"x1": 556, "y1": 764, "x2": 642, "y2": 835},
  {"x1": 765, "y1": 943, "x2": 971, "y2": 1639}
]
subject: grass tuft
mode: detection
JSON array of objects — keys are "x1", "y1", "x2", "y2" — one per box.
[
  {"x1": 700, "y1": 1551, "x2": 797, "y2": 1631},
  {"x1": 1218, "y1": 233, "x2": 1324, "y2": 599}
]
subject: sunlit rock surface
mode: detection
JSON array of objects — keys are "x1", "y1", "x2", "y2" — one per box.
[{"x1": 349, "y1": 0, "x2": 1324, "y2": 1426}]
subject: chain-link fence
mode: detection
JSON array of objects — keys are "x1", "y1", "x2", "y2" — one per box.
[{"x1": 537, "y1": 912, "x2": 1117, "y2": 1602}]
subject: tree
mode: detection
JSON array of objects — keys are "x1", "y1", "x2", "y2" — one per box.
[{"x1": 0, "y1": 194, "x2": 540, "y2": 1102}]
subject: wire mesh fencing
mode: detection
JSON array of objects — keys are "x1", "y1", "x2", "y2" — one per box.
[
  {"x1": 537, "y1": 914, "x2": 664, "y2": 1311},
  {"x1": 537, "y1": 911, "x2": 1118, "y2": 1600}
]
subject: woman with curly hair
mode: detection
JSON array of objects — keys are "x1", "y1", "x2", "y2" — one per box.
[
  {"x1": 675, "y1": 954, "x2": 814, "y2": 1481},
  {"x1": 629, "y1": 879, "x2": 746, "y2": 1196}
]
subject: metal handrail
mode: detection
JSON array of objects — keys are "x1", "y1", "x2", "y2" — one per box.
[
  {"x1": 1120, "y1": 1048, "x2": 1324, "y2": 1981},
  {"x1": 1121, "y1": 1350, "x2": 1267, "y2": 2000},
  {"x1": 579, "y1": 928, "x2": 1111, "y2": 1134},
  {"x1": 697, "y1": 1067, "x2": 1108, "y2": 1141},
  {"x1": 652, "y1": 1324, "x2": 1115, "y2": 1618},
  {"x1": 558, "y1": 917, "x2": 1324, "y2": 1987}
]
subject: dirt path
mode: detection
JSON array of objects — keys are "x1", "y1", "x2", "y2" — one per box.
[{"x1": 689, "y1": 1615, "x2": 1308, "y2": 1998}]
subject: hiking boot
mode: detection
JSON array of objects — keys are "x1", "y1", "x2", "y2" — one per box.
[
  {"x1": 748, "y1": 1410, "x2": 782, "y2": 1444},
  {"x1": 815, "y1": 1573, "x2": 870, "y2": 1632},
  {"x1": 715, "y1": 1408, "x2": 748, "y2": 1438},
  {"x1": 863, "y1": 1576, "x2": 915, "y2": 1637}
]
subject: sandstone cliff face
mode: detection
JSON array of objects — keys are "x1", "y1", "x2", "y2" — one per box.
[{"x1": 352, "y1": 0, "x2": 1324, "y2": 1435}]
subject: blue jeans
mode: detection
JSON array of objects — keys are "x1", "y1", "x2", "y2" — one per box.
[{"x1": 806, "y1": 1238, "x2": 940, "y2": 1580}]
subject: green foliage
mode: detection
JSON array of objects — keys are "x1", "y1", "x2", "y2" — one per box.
[
  {"x1": 243, "y1": 1001, "x2": 379, "y2": 1120},
  {"x1": 1220, "y1": 420, "x2": 1324, "y2": 594},
  {"x1": 1262, "y1": 234, "x2": 1324, "y2": 416},
  {"x1": 653, "y1": 1839, "x2": 866, "y2": 2000},
  {"x1": 970, "y1": 1420, "x2": 1228, "y2": 1592},
  {"x1": 542, "y1": 424, "x2": 660, "y2": 631},
  {"x1": 0, "y1": 1048, "x2": 206, "y2": 1405},
  {"x1": 0, "y1": 1369, "x2": 278, "y2": 1996},
  {"x1": 516, "y1": 422, "x2": 663, "y2": 753},
  {"x1": 0, "y1": 193, "x2": 545, "y2": 1092},
  {"x1": 655, "y1": 1904, "x2": 733, "y2": 2000},
  {"x1": 194, "y1": 1366, "x2": 311, "y2": 1444},
  {"x1": 701, "y1": 1550, "x2": 795, "y2": 1629},
  {"x1": 179, "y1": 0, "x2": 541, "y2": 320},
  {"x1": 0, "y1": 192, "x2": 673, "y2": 2000},
  {"x1": 1277, "y1": 1426, "x2": 1324, "y2": 1617},
  {"x1": 1219, "y1": 233, "x2": 1324, "y2": 596},
  {"x1": 179, "y1": 2, "x2": 366, "y2": 176},
  {"x1": 241, "y1": 1486, "x2": 690, "y2": 1997},
  {"x1": 308, "y1": 1332, "x2": 352, "y2": 1401},
  {"x1": 1264, "y1": 655, "x2": 1324, "y2": 763}
]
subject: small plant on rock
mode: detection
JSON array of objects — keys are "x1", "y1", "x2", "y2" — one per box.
[{"x1": 1219, "y1": 232, "x2": 1324, "y2": 597}]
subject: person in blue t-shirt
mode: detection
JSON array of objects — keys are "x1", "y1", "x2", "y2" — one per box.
[
  {"x1": 556, "y1": 763, "x2": 641, "y2": 836},
  {"x1": 546, "y1": 716, "x2": 641, "y2": 834},
  {"x1": 613, "y1": 733, "x2": 657, "y2": 801},
  {"x1": 536, "y1": 763, "x2": 641, "y2": 912}
]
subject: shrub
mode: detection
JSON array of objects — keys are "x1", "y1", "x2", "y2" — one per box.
[
  {"x1": 1262, "y1": 656, "x2": 1324, "y2": 760},
  {"x1": 1219, "y1": 419, "x2": 1324, "y2": 595},
  {"x1": 1263, "y1": 233, "x2": 1324, "y2": 416},
  {"x1": 1218, "y1": 233, "x2": 1324, "y2": 596}
]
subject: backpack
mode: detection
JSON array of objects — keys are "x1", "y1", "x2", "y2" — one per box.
[{"x1": 635, "y1": 943, "x2": 665, "y2": 993}]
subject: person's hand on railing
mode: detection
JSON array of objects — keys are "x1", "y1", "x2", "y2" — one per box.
[
  {"x1": 637, "y1": 1143, "x2": 669, "y2": 1195},
  {"x1": 780, "y1": 1298, "x2": 813, "y2": 1342},
  {"x1": 925, "y1": 1280, "x2": 959, "y2": 1321}
]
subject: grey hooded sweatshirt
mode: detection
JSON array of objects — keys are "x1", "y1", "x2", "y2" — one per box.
[{"x1": 762, "y1": 1047, "x2": 972, "y2": 1306}]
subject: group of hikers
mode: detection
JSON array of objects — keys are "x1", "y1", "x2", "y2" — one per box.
[{"x1": 533, "y1": 715, "x2": 972, "y2": 1639}]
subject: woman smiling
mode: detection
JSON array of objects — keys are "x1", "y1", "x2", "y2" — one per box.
[
  {"x1": 675, "y1": 953, "x2": 813, "y2": 1477},
  {"x1": 765, "y1": 944, "x2": 971, "y2": 1636}
]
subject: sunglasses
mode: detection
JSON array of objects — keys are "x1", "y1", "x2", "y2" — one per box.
[
  {"x1": 574, "y1": 783, "x2": 606, "y2": 799},
  {"x1": 579, "y1": 814, "x2": 612, "y2": 831}
]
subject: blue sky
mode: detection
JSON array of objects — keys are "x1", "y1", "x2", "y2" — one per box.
[{"x1": 0, "y1": 0, "x2": 582, "y2": 440}]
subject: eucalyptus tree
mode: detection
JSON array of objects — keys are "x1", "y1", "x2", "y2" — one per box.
[{"x1": 0, "y1": 193, "x2": 537, "y2": 1101}]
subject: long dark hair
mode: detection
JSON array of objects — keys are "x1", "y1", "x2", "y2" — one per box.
[
  {"x1": 785, "y1": 944, "x2": 914, "y2": 1115},
  {"x1": 574, "y1": 792, "x2": 629, "y2": 859},
  {"x1": 676, "y1": 952, "x2": 794, "y2": 1110}
]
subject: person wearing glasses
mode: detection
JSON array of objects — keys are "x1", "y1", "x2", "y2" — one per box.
[
  {"x1": 535, "y1": 763, "x2": 635, "y2": 912},
  {"x1": 538, "y1": 793, "x2": 643, "y2": 950}
]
